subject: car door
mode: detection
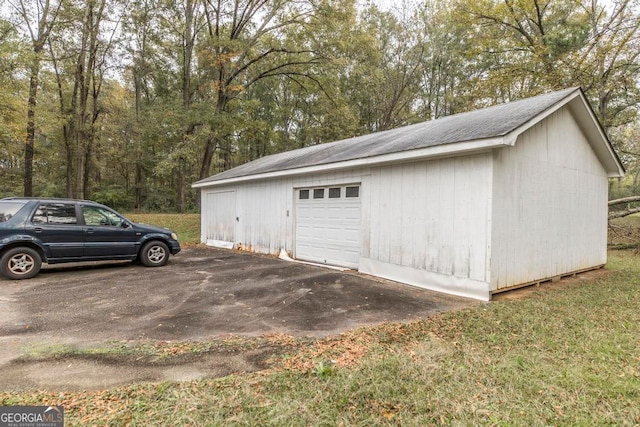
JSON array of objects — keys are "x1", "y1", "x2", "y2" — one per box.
[
  {"x1": 80, "y1": 205, "x2": 138, "y2": 258},
  {"x1": 27, "y1": 202, "x2": 84, "y2": 260}
]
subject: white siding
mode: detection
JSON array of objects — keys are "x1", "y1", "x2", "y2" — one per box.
[
  {"x1": 366, "y1": 153, "x2": 493, "y2": 284},
  {"x1": 490, "y1": 107, "x2": 609, "y2": 291},
  {"x1": 200, "y1": 169, "x2": 366, "y2": 256}
]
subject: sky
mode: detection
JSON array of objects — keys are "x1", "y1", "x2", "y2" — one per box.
[
  {"x1": 362, "y1": 0, "x2": 420, "y2": 15},
  {"x1": 363, "y1": 0, "x2": 398, "y2": 11}
]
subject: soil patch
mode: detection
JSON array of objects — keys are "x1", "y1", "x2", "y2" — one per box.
[{"x1": 0, "y1": 341, "x2": 294, "y2": 392}]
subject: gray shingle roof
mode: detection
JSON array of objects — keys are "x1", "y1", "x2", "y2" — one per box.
[{"x1": 195, "y1": 87, "x2": 579, "y2": 185}]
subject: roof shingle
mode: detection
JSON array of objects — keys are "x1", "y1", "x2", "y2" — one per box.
[{"x1": 195, "y1": 87, "x2": 579, "y2": 184}]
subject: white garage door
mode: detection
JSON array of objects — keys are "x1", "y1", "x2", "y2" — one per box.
[
  {"x1": 295, "y1": 185, "x2": 361, "y2": 269},
  {"x1": 204, "y1": 190, "x2": 236, "y2": 247}
]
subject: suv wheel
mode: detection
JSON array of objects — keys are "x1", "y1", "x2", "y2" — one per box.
[
  {"x1": 1, "y1": 247, "x2": 42, "y2": 280},
  {"x1": 140, "y1": 241, "x2": 169, "y2": 267}
]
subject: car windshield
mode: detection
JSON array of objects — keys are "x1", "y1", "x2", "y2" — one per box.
[{"x1": 0, "y1": 201, "x2": 27, "y2": 223}]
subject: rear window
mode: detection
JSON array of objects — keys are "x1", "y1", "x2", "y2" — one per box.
[
  {"x1": 0, "y1": 201, "x2": 27, "y2": 223},
  {"x1": 32, "y1": 203, "x2": 78, "y2": 224}
]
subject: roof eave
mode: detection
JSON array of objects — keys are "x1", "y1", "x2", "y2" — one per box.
[
  {"x1": 568, "y1": 92, "x2": 625, "y2": 177},
  {"x1": 192, "y1": 136, "x2": 511, "y2": 189}
]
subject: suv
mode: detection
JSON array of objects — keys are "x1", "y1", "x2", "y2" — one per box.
[{"x1": 0, "y1": 197, "x2": 181, "y2": 280}]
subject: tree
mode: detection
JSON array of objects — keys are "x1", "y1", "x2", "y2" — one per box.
[
  {"x1": 1, "y1": 0, "x2": 638, "y2": 211},
  {"x1": 159, "y1": 0, "x2": 203, "y2": 211},
  {"x1": 352, "y1": 5, "x2": 424, "y2": 131},
  {"x1": 0, "y1": 18, "x2": 29, "y2": 197},
  {"x1": 572, "y1": 0, "x2": 640, "y2": 130},
  {"x1": 47, "y1": 0, "x2": 123, "y2": 199},
  {"x1": 454, "y1": 0, "x2": 640, "y2": 129},
  {"x1": 455, "y1": 0, "x2": 589, "y2": 101},
  {"x1": 121, "y1": 0, "x2": 156, "y2": 209},
  {"x1": 197, "y1": 0, "x2": 319, "y2": 178},
  {"x1": 6, "y1": 0, "x2": 62, "y2": 196},
  {"x1": 415, "y1": 0, "x2": 479, "y2": 118}
]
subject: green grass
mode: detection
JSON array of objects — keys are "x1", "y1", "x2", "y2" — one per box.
[
  {"x1": 2, "y1": 250, "x2": 640, "y2": 425},
  {"x1": 126, "y1": 212, "x2": 200, "y2": 246}
]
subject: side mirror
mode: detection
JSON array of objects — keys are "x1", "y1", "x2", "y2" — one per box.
[{"x1": 121, "y1": 221, "x2": 132, "y2": 229}]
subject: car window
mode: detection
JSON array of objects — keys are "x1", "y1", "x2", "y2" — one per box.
[
  {"x1": 82, "y1": 206, "x2": 124, "y2": 227},
  {"x1": 32, "y1": 203, "x2": 78, "y2": 225},
  {"x1": 0, "y1": 201, "x2": 27, "y2": 223}
]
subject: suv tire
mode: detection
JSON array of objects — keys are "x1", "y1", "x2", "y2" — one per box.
[
  {"x1": 1, "y1": 247, "x2": 42, "y2": 280},
  {"x1": 140, "y1": 241, "x2": 169, "y2": 267}
]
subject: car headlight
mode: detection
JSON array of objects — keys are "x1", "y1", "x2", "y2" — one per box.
[{"x1": 171, "y1": 233, "x2": 178, "y2": 240}]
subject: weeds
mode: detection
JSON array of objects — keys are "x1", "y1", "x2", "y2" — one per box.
[{"x1": 312, "y1": 361, "x2": 334, "y2": 378}]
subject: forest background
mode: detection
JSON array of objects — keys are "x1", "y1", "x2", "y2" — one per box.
[{"x1": 1, "y1": 0, "x2": 639, "y2": 213}]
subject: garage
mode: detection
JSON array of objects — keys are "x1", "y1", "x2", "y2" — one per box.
[
  {"x1": 295, "y1": 184, "x2": 361, "y2": 268},
  {"x1": 193, "y1": 88, "x2": 624, "y2": 301}
]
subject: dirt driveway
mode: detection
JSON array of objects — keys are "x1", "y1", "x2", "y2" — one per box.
[{"x1": 0, "y1": 246, "x2": 476, "y2": 391}]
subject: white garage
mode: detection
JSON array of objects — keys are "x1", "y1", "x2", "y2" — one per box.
[{"x1": 193, "y1": 88, "x2": 624, "y2": 301}]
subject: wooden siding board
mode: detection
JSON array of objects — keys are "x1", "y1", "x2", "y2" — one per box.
[
  {"x1": 437, "y1": 159, "x2": 455, "y2": 276},
  {"x1": 424, "y1": 161, "x2": 440, "y2": 272},
  {"x1": 389, "y1": 165, "x2": 404, "y2": 266},
  {"x1": 367, "y1": 153, "x2": 491, "y2": 283},
  {"x1": 415, "y1": 163, "x2": 428, "y2": 270},
  {"x1": 490, "y1": 107, "x2": 608, "y2": 290},
  {"x1": 360, "y1": 173, "x2": 371, "y2": 258},
  {"x1": 378, "y1": 168, "x2": 392, "y2": 264},
  {"x1": 471, "y1": 155, "x2": 493, "y2": 282},
  {"x1": 453, "y1": 157, "x2": 469, "y2": 278},
  {"x1": 369, "y1": 170, "x2": 381, "y2": 261},
  {"x1": 401, "y1": 163, "x2": 416, "y2": 267}
]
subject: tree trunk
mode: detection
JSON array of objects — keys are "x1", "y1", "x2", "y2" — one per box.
[
  {"x1": 609, "y1": 196, "x2": 640, "y2": 206},
  {"x1": 200, "y1": 134, "x2": 217, "y2": 179},
  {"x1": 71, "y1": 0, "x2": 106, "y2": 200},
  {"x1": 134, "y1": 73, "x2": 144, "y2": 210},
  {"x1": 176, "y1": 157, "x2": 185, "y2": 213},
  {"x1": 608, "y1": 196, "x2": 640, "y2": 219},
  {"x1": 24, "y1": 58, "x2": 40, "y2": 197},
  {"x1": 609, "y1": 208, "x2": 640, "y2": 220},
  {"x1": 18, "y1": 0, "x2": 60, "y2": 196}
]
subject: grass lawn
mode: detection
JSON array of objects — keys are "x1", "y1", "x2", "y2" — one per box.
[
  {"x1": 1, "y1": 214, "x2": 639, "y2": 425},
  {"x1": 126, "y1": 212, "x2": 201, "y2": 246}
]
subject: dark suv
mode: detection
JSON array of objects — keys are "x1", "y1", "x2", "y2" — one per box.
[{"x1": 0, "y1": 198, "x2": 181, "y2": 280}]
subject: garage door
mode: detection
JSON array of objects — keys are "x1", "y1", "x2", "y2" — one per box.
[
  {"x1": 295, "y1": 185, "x2": 361, "y2": 269},
  {"x1": 204, "y1": 190, "x2": 236, "y2": 247}
]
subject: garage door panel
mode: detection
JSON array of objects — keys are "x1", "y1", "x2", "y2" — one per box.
[
  {"x1": 295, "y1": 185, "x2": 361, "y2": 269},
  {"x1": 340, "y1": 230, "x2": 359, "y2": 242}
]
